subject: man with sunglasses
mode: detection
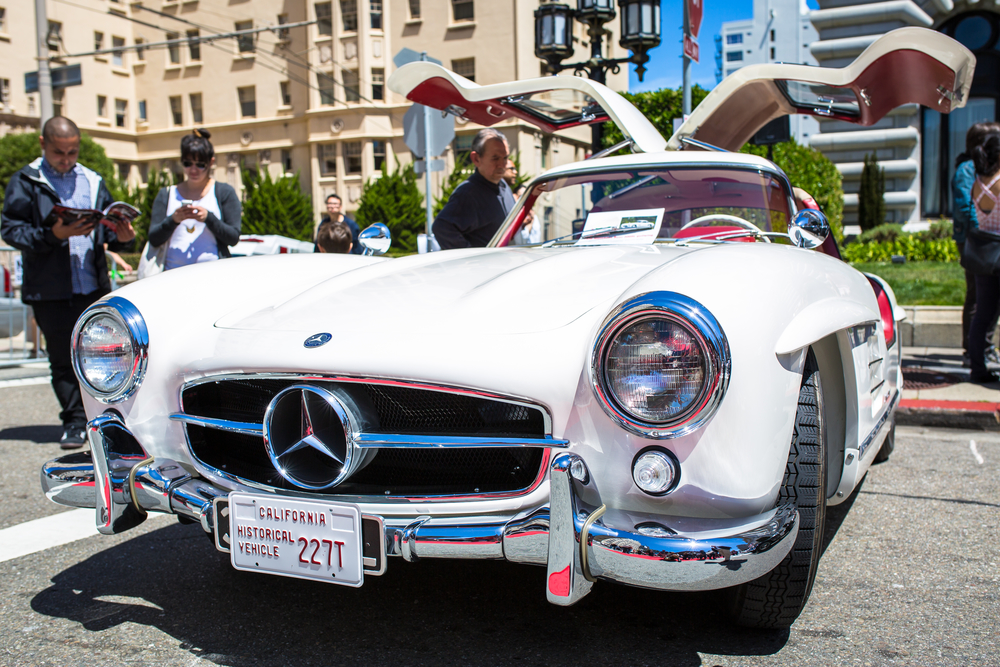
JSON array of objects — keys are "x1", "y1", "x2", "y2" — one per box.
[{"x1": 1, "y1": 116, "x2": 135, "y2": 448}]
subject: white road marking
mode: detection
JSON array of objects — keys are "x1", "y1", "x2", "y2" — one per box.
[
  {"x1": 970, "y1": 440, "x2": 985, "y2": 465},
  {"x1": 0, "y1": 508, "x2": 170, "y2": 564},
  {"x1": 0, "y1": 375, "x2": 51, "y2": 389}
]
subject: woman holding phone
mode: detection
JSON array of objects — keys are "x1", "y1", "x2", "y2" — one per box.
[{"x1": 148, "y1": 129, "x2": 242, "y2": 270}]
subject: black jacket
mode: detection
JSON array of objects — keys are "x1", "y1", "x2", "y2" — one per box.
[
  {"x1": 148, "y1": 182, "x2": 242, "y2": 257},
  {"x1": 1, "y1": 159, "x2": 134, "y2": 303},
  {"x1": 433, "y1": 170, "x2": 515, "y2": 249}
]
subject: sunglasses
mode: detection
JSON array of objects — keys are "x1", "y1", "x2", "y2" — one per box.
[{"x1": 182, "y1": 160, "x2": 208, "y2": 170}]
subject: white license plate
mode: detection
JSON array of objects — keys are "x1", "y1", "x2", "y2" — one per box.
[{"x1": 229, "y1": 492, "x2": 364, "y2": 587}]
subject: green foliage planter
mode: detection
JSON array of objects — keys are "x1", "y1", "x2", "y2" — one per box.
[{"x1": 842, "y1": 237, "x2": 959, "y2": 263}]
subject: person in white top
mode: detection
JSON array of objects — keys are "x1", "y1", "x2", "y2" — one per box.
[{"x1": 148, "y1": 129, "x2": 242, "y2": 270}]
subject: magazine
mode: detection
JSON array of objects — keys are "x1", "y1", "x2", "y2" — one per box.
[{"x1": 43, "y1": 202, "x2": 140, "y2": 231}]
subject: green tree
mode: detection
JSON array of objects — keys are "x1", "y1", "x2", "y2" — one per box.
[
  {"x1": 433, "y1": 154, "x2": 473, "y2": 218},
  {"x1": 240, "y1": 168, "x2": 314, "y2": 241},
  {"x1": 858, "y1": 152, "x2": 886, "y2": 232},
  {"x1": 126, "y1": 169, "x2": 180, "y2": 249},
  {"x1": 741, "y1": 138, "x2": 845, "y2": 242},
  {"x1": 0, "y1": 131, "x2": 121, "y2": 208},
  {"x1": 355, "y1": 161, "x2": 424, "y2": 254},
  {"x1": 601, "y1": 85, "x2": 711, "y2": 149}
]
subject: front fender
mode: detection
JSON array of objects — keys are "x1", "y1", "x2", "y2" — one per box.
[{"x1": 774, "y1": 297, "x2": 880, "y2": 355}]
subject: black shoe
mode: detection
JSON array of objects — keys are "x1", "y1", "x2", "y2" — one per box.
[
  {"x1": 962, "y1": 353, "x2": 971, "y2": 368},
  {"x1": 970, "y1": 371, "x2": 1000, "y2": 384},
  {"x1": 60, "y1": 426, "x2": 87, "y2": 450}
]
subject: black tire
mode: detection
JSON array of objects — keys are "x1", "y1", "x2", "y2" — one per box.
[
  {"x1": 873, "y1": 419, "x2": 895, "y2": 463},
  {"x1": 728, "y1": 351, "x2": 827, "y2": 629}
]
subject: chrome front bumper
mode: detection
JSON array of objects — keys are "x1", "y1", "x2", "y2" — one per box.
[{"x1": 41, "y1": 413, "x2": 799, "y2": 604}]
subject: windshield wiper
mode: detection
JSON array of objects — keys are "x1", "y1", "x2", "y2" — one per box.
[{"x1": 540, "y1": 222, "x2": 656, "y2": 247}]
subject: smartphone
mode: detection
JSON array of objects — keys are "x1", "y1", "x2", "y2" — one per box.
[{"x1": 181, "y1": 199, "x2": 194, "y2": 207}]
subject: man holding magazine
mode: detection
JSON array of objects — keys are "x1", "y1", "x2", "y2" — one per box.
[{"x1": 1, "y1": 116, "x2": 135, "y2": 448}]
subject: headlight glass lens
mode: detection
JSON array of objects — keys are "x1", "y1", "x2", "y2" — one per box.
[
  {"x1": 78, "y1": 314, "x2": 134, "y2": 394},
  {"x1": 605, "y1": 317, "x2": 705, "y2": 423}
]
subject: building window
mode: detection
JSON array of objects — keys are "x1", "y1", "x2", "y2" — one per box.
[
  {"x1": 0, "y1": 8, "x2": 5, "y2": 33},
  {"x1": 726, "y1": 51, "x2": 743, "y2": 62},
  {"x1": 452, "y1": 0, "x2": 474, "y2": 22},
  {"x1": 0, "y1": 78, "x2": 10, "y2": 111},
  {"x1": 52, "y1": 89, "x2": 64, "y2": 116},
  {"x1": 453, "y1": 133, "x2": 473, "y2": 161},
  {"x1": 238, "y1": 86, "x2": 256, "y2": 117},
  {"x1": 187, "y1": 30, "x2": 201, "y2": 61},
  {"x1": 169, "y1": 96, "x2": 183, "y2": 125},
  {"x1": 770, "y1": 29, "x2": 776, "y2": 42},
  {"x1": 373, "y1": 140, "x2": 386, "y2": 171},
  {"x1": 166, "y1": 32, "x2": 181, "y2": 65},
  {"x1": 138, "y1": 99, "x2": 147, "y2": 122},
  {"x1": 726, "y1": 33, "x2": 742, "y2": 45},
  {"x1": 47, "y1": 21, "x2": 61, "y2": 53},
  {"x1": 97, "y1": 95, "x2": 107, "y2": 118},
  {"x1": 115, "y1": 99, "x2": 127, "y2": 127},
  {"x1": 451, "y1": 58, "x2": 475, "y2": 82},
  {"x1": 236, "y1": 21, "x2": 254, "y2": 53},
  {"x1": 770, "y1": 46, "x2": 775, "y2": 60},
  {"x1": 190, "y1": 93, "x2": 203, "y2": 124},
  {"x1": 341, "y1": 0, "x2": 358, "y2": 32},
  {"x1": 280, "y1": 81, "x2": 292, "y2": 106},
  {"x1": 343, "y1": 70, "x2": 360, "y2": 103},
  {"x1": 135, "y1": 38, "x2": 145, "y2": 61},
  {"x1": 371, "y1": 0, "x2": 382, "y2": 29},
  {"x1": 344, "y1": 141, "x2": 362, "y2": 173},
  {"x1": 282, "y1": 149, "x2": 292, "y2": 172},
  {"x1": 408, "y1": 0, "x2": 420, "y2": 19},
  {"x1": 319, "y1": 143, "x2": 337, "y2": 176},
  {"x1": 316, "y1": 2, "x2": 333, "y2": 36},
  {"x1": 118, "y1": 162, "x2": 129, "y2": 183},
  {"x1": 371, "y1": 68, "x2": 384, "y2": 101},
  {"x1": 112, "y1": 36, "x2": 125, "y2": 67},
  {"x1": 94, "y1": 31, "x2": 104, "y2": 52},
  {"x1": 277, "y1": 14, "x2": 290, "y2": 41},
  {"x1": 318, "y1": 73, "x2": 336, "y2": 105}
]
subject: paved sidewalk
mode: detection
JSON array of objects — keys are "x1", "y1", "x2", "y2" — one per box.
[{"x1": 900, "y1": 346, "x2": 1000, "y2": 430}]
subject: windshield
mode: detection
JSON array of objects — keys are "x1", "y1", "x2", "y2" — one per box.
[{"x1": 500, "y1": 166, "x2": 792, "y2": 246}]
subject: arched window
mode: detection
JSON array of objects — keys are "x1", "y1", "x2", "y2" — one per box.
[{"x1": 922, "y1": 11, "x2": 1000, "y2": 216}]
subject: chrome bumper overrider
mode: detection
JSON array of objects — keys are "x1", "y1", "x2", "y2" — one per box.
[{"x1": 40, "y1": 414, "x2": 799, "y2": 604}]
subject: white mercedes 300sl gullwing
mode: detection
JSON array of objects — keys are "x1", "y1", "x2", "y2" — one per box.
[{"x1": 42, "y1": 27, "x2": 972, "y2": 629}]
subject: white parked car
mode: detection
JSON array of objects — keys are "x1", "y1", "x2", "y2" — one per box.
[
  {"x1": 41, "y1": 28, "x2": 972, "y2": 629},
  {"x1": 229, "y1": 234, "x2": 315, "y2": 256}
]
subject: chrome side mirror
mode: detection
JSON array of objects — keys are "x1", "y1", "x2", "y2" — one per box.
[
  {"x1": 788, "y1": 209, "x2": 830, "y2": 250},
  {"x1": 359, "y1": 223, "x2": 391, "y2": 256}
]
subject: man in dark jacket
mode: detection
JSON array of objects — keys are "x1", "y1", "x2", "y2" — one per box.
[
  {"x1": 433, "y1": 129, "x2": 515, "y2": 249},
  {"x1": 0, "y1": 116, "x2": 135, "y2": 448}
]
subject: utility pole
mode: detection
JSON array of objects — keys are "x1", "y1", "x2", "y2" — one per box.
[
  {"x1": 682, "y1": 0, "x2": 691, "y2": 116},
  {"x1": 422, "y1": 52, "x2": 432, "y2": 239},
  {"x1": 35, "y1": 0, "x2": 53, "y2": 126}
]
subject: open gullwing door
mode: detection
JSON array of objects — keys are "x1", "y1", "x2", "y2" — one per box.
[
  {"x1": 668, "y1": 27, "x2": 976, "y2": 152},
  {"x1": 388, "y1": 63, "x2": 667, "y2": 154}
]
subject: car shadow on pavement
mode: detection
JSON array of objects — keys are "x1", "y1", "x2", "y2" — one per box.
[
  {"x1": 0, "y1": 424, "x2": 63, "y2": 444},
  {"x1": 31, "y1": 521, "x2": 792, "y2": 666}
]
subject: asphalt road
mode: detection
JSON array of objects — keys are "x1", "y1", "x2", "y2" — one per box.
[{"x1": 1, "y1": 382, "x2": 997, "y2": 667}]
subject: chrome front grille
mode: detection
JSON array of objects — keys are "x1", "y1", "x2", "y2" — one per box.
[{"x1": 176, "y1": 376, "x2": 564, "y2": 497}]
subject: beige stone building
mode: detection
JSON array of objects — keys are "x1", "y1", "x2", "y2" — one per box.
[{"x1": 0, "y1": 0, "x2": 627, "y2": 227}]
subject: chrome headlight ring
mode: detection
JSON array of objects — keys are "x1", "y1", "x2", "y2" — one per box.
[
  {"x1": 71, "y1": 296, "x2": 149, "y2": 404},
  {"x1": 591, "y1": 291, "x2": 730, "y2": 439}
]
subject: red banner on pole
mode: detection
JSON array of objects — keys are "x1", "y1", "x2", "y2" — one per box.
[
  {"x1": 686, "y1": 0, "x2": 703, "y2": 39},
  {"x1": 683, "y1": 35, "x2": 700, "y2": 63}
]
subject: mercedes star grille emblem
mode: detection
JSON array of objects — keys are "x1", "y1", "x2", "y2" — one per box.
[
  {"x1": 263, "y1": 385, "x2": 359, "y2": 490},
  {"x1": 304, "y1": 333, "x2": 332, "y2": 348}
]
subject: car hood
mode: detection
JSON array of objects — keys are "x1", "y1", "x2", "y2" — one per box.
[{"x1": 215, "y1": 245, "x2": 687, "y2": 335}]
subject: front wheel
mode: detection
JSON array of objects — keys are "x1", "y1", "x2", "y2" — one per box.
[{"x1": 728, "y1": 351, "x2": 827, "y2": 629}]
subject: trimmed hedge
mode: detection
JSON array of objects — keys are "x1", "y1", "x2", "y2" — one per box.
[{"x1": 842, "y1": 236, "x2": 959, "y2": 263}]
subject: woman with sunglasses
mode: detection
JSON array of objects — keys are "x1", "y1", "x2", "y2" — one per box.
[{"x1": 148, "y1": 129, "x2": 241, "y2": 270}]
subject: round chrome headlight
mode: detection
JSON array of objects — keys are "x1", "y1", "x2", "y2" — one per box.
[
  {"x1": 72, "y1": 297, "x2": 148, "y2": 403},
  {"x1": 592, "y1": 292, "x2": 730, "y2": 439}
]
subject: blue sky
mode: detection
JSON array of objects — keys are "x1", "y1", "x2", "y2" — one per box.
[{"x1": 627, "y1": 0, "x2": 817, "y2": 93}]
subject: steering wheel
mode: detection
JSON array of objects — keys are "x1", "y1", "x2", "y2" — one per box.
[{"x1": 679, "y1": 214, "x2": 769, "y2": 242}]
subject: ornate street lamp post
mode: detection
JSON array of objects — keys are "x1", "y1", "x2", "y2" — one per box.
[{"x1": 534, "y1": 0, "x2": 661, "y2": 153}]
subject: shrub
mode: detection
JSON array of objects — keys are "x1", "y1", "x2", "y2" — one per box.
[
  {"x1": 355, "y1": 161, "x2": 425, "y2": 254},
  {"x1": 856, "y1": 223, "x2": 903, "y2": 245},
  {"x1": 842, "y1": 237, "x2": 958, "y2": 263},
  {"x1": 124, "y1": 168, "x2": 180, "y2": 249},
  {"x1": 919, "y1": 219, "x2": 953, "y2": 241},
  {"x1": 601, "y1": 85, "x2": 711, "y2": 148},
  {"x1": 433, "y1": 154, "x2": 473, "y2": 218},
  {"x1": 240, "y1": 168, "x2": 314, "y2": 241},
  {"x1": 858, "y1": 152, "x2": 886, "y2": 232},
  {"x1": 741, "y1": 139, "x2": 845, "y2": 243}
]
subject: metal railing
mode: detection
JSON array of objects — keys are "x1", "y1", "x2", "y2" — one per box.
[{"x1": 0, "y1": 246, "x2": 47, "y2": 367}]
